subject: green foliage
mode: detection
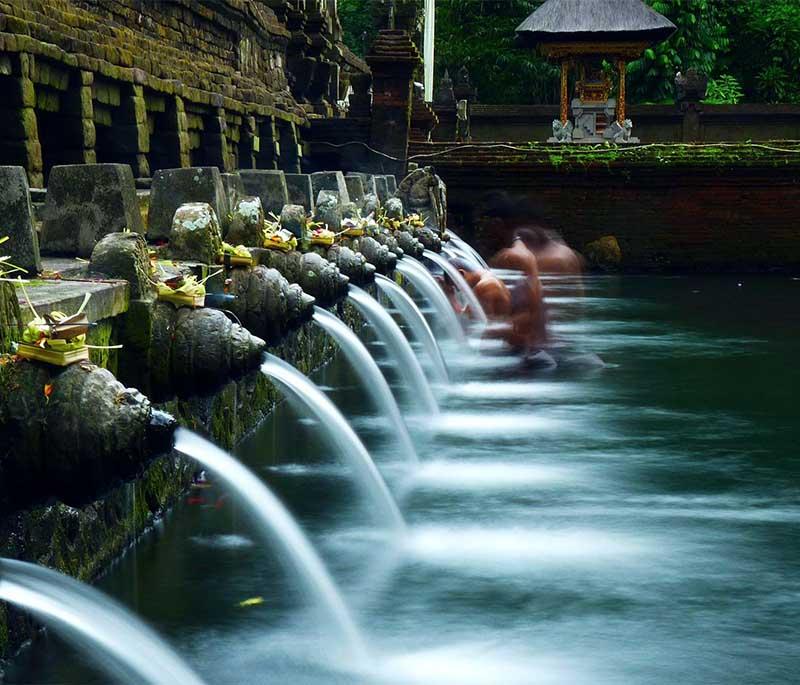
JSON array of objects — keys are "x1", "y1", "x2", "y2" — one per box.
[
  {"x1": 720, "y1": 0, "x2": 800, "y2": 103},
  {"x1": 338, "y1": 0, "x2": 558, "y2": 104},
  {"x1": 704, "y1": 74, "x2": 744, "y2": 105},
  {"x1": 628, "y1": 0, "x2": 728, "y2": 103},
  {"x1": 339, "y1": 0, "x2": 377, "y2": 57},
  {"x1": 338, "y1": 0, "x2": 800, "y2": 105},
  {"x1": 755, "y1": 66, "x2": 792, "y2": 104},
  {"x1": 435, "y1": 0, "x2": 558, "y2": 104}
]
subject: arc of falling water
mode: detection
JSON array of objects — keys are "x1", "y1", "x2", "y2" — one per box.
[
  {"x1": 424, "y1": 249, "x2": 489, "y2": 327},
  {"x1": 446, "y1": 229, "x2": 489, "y2": 269},
  {"x1": 261, "y1": 353, "x2": 406, "y2": 531},
  {"x1": 312, "y1": 306, "x2": 419, "y2": 463},
  {"x1": 174, "y1": 430, "x2": 369, "y2": 665},
  {"x1": 0, "y1": 558, "x2": 207, "y2": 685},
  {"x1": 374, "y1": 274, "x2": 449, "y2": 384},
  {"x1": 443, "y1": 244, "x2": 484, "y2": 272},
  {"x1": 396, "y1": 258, "x2": 466, "y2": 343},
  {"x1": 348, "y1": 286, "x2": 439, "y2": 415}
]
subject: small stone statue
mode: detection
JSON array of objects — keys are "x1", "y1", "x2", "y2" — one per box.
[
  {"x1": 396, "y1": 166, "x2": 447, "y2": 231},
  {"x1": 435, "y1": 69, "x2": 455, "y2": 106},
  {"x1": 551, "y1": 119, "x2": 574, "y2": 143},
  {"x1": 675, "y1": 69, "x2": 708, "y2": 104},
  {"x1": 606, "y1": 119, "x2": 634, "y2": 143},
  {"x1": 456, "y1": 99, "x2": 471, "y2": 143}
]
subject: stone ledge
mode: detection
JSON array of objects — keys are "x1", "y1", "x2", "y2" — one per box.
[{"x1": 14, "y1": 273, "x2": 129, "y2": 326}]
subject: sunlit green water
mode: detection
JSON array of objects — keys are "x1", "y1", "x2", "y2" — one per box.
[{"x1": 8, "y1": 275, "x2": 800, "y2": 684}]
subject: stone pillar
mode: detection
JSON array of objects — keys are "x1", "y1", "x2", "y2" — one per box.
[
  {"x1": 278, "y1": 120, "x2": 302, "y2": 173},
  {"x1": 328, "y1": 62, "x2": 341, "y2": 105},
  {"x1": 203, "y1": 106, "x2": 229, "y2": 170},
  {"x1": 173, "y1": 96, "x2": 192, "y2": 168},
  {"x1": 239, "y1": 115, "x2": 258, "y2": 170},
  {"x1": 117, "y1": 84, "x2": 150, "y2": 178},
  {"x1": 0, "y1": 54, "x2": 43, "y2": 187},
  {"x1": 256, "y1": 116, "x2": 279, "y2": 170},
  {"x1": 366, "y1": 30, "x2": 422, "y2": 162},
  {"x1": 348, "y1": 72, "x2": 372, "y2": 118},
  {"x1": 71, "y1": 71, "x2": 97, "y2": 165}
]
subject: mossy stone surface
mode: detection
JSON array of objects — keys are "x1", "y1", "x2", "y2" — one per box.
[
  {"x1": 0, "y1": 166, "x2": 40, "y2": 276},
  {"x1": 148, "y1": 167, "x2": 227, "y2": 241},
  {"x1": 0, "y1": 282, "x2": 22, "y2": 354},
  {"x1": 40, "y1": 164, "x2": 143, "y2": 258}
]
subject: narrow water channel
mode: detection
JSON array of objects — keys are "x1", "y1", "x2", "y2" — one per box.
[{"x1": 9, "y1": 275, "x2": 800, "y2": 685}]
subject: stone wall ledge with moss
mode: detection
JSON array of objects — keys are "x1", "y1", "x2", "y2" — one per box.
[
  {"x1": 411, "y1": 141, "x2": 800, "y2": 273},
  {"x1": 409, "y1": 141, "x2": 800, "y2": 174},
  {"x1": 0, "y1": 297, "x2": 366, "y2": 672}
]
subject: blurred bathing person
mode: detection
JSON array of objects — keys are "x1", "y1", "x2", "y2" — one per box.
[
  {"x1": 486, "y1": 241, "x2": 549, "y2": 353},
  {"x1": 514, "y1": 226, "x2": 584, "y2": 276},
  {"x1": 478, "y1": 192, "x2": 583, "y2": 292},
  {"x1": 443, "y1": 247, "x2": 548, "y2": 355},
  {"x1": 451, "y1": 258, "x2": 511, "y2": 320}
]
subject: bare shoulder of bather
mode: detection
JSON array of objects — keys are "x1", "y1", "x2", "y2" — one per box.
[
  {"x1": 489, "y1": 240, "x2": 540, "y2": 280},
  {"x1": 535, "y1": 241, "x2": 583, "y2": 275},
  {"x1": 474, "y1": 271, "x2": 512, "y2": 318}
]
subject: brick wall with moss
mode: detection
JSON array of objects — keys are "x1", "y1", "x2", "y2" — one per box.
[{"x1": 408, "y1": 141, "x2": 800, "y2": 272}]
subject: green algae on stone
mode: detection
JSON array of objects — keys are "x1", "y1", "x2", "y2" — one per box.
[
  {"x1": 0, "y1": 281, "x2": 22, "y2": 354},
  {"x1": 521, "y1": 142, "x2": 800, "y2": 173}
]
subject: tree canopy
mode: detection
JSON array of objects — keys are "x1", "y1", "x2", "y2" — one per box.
[{"x1": 338, "y1": 0, "x2": 800, "y2": 105}]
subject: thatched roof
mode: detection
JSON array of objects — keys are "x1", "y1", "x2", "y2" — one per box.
[{"x1": 516, "y1": 0, "x2": 676, "y2": 48}]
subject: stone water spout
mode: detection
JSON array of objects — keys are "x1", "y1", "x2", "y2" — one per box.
[
  {"x1": 339, "y1": 235, "x2": 397, "y2": 275},
  {"x1": 148, "y1": 304, "x2": 266, "y2": 397},
  {"x1": 366, "y1": 231, "x2": 405, "y2": 259},
  {"x1": 226, "y1": 265, "x2": 316, "y2": 344},
  {"x1": 395, "y1": 230, "x2": 425, "y2": 260},
  {"x1": 256, "y1": 249, "x2": 350, "y2": 306},
  {"x1": 0, "y1": 361, "x2": 176, "y2": 514},
  {"x1": 0, "y1": 558, "x2": 207, "y2": 685},
  {"x1": 320, "y1": 244, "x2": 377, "y2": 286}
]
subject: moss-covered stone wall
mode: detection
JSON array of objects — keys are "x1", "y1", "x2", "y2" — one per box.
[
  {"x1": 0, "y1": 283, "x2": 21, "y2": 355},
  {"x1": 0, "y1": 0, "x2": 368, "y2": 183}
]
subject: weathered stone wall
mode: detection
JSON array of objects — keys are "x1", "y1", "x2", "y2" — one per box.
[
  {"x1": 409, "y1": 142, "x2": 800, "y2": 272},
  {"x1": 431, "y1": 103, "x2": 800, "y2": 145},
  {"x1": 0, "y1": 0, "x2": 368, "y2": 185}
]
